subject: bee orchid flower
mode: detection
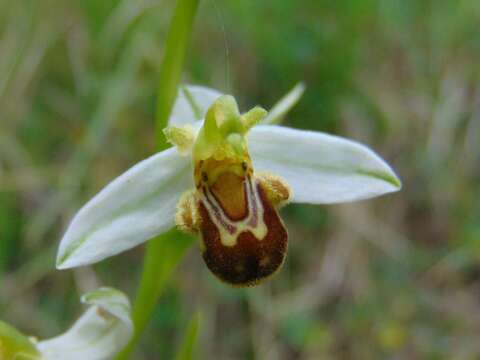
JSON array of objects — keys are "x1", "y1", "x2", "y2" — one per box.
[{"x1": 56, "y1": 85, "x2": 401, "y2": 286}]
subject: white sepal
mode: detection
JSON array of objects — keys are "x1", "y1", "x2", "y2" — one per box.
[
  {"x1": 56, "y1": 148, "x2": 192, "y2": 269},
  {"x1": 249, "y1": 125, "x2": 401, "y2": 204}
]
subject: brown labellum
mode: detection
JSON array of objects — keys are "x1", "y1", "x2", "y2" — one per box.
[{"x1": 198, "y1": 175, "x2": 288, "y2": 287}]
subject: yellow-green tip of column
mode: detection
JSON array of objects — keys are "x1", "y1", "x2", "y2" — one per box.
[{"x1": 193, "y1": 95, "x2": 267, "y2": 162}]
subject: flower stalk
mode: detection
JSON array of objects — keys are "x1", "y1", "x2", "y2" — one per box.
[{"x1": 115, "y1": 0, "x2": 199, "y2": 358}]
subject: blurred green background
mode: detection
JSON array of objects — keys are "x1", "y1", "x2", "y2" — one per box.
[{"x1": 1, "y1": 0, "x2": 480, "y2": 359}]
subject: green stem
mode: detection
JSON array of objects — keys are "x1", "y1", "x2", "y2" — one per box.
[
  {"x1": 155, "y1": 0, "x2": 200, "y2": 147},
  {"x1": 174, "y1": 312, "x2": 201, "y2": 360},
  {"x1": 115, "y1": 0, "x2": 199, "y2": 358}
]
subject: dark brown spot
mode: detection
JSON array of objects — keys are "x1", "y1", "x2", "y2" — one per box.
[{"x1": 198, "y1": 180, "x2": 288, "y2": 286}]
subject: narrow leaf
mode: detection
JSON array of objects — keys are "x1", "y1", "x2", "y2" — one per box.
[{"x1": 174, "y1": 312, "x2": 201, "y2": 360}]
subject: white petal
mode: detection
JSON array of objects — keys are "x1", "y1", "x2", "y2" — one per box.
[
  {"x1": 262, "y1": 83, "x2": 305, "y2": 125},
  {"x1": 38, "y1": 288, "x2": 133, "y2": 360},
  {"x1": 249, "y1": 125, "x2": 401, "y2": 204},
  {"x1": 169, "y1": 85, "x2": 223, "y2": 126},
  {"x1": 56, "y1": 148, "x2": 192, "y2": 269}
]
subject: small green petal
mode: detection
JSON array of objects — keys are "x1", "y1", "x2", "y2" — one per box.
[
  {"x1": 241, "y1": 106, "x2": 268, "y2": 130},
  {"x1": 163, "y1": 125, "x2": 196, "y2": 155},
  {"x1": 263, "y1": 82, "x2": 305, "y2": 125}
]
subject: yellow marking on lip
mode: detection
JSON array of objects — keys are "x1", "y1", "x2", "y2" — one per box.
[
  {"x1": 210, "y1": 172, "x2": 247, "y2": 221},
  {"x1": 200, "y1": 176, "x2": 268, "y2": 247}
]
